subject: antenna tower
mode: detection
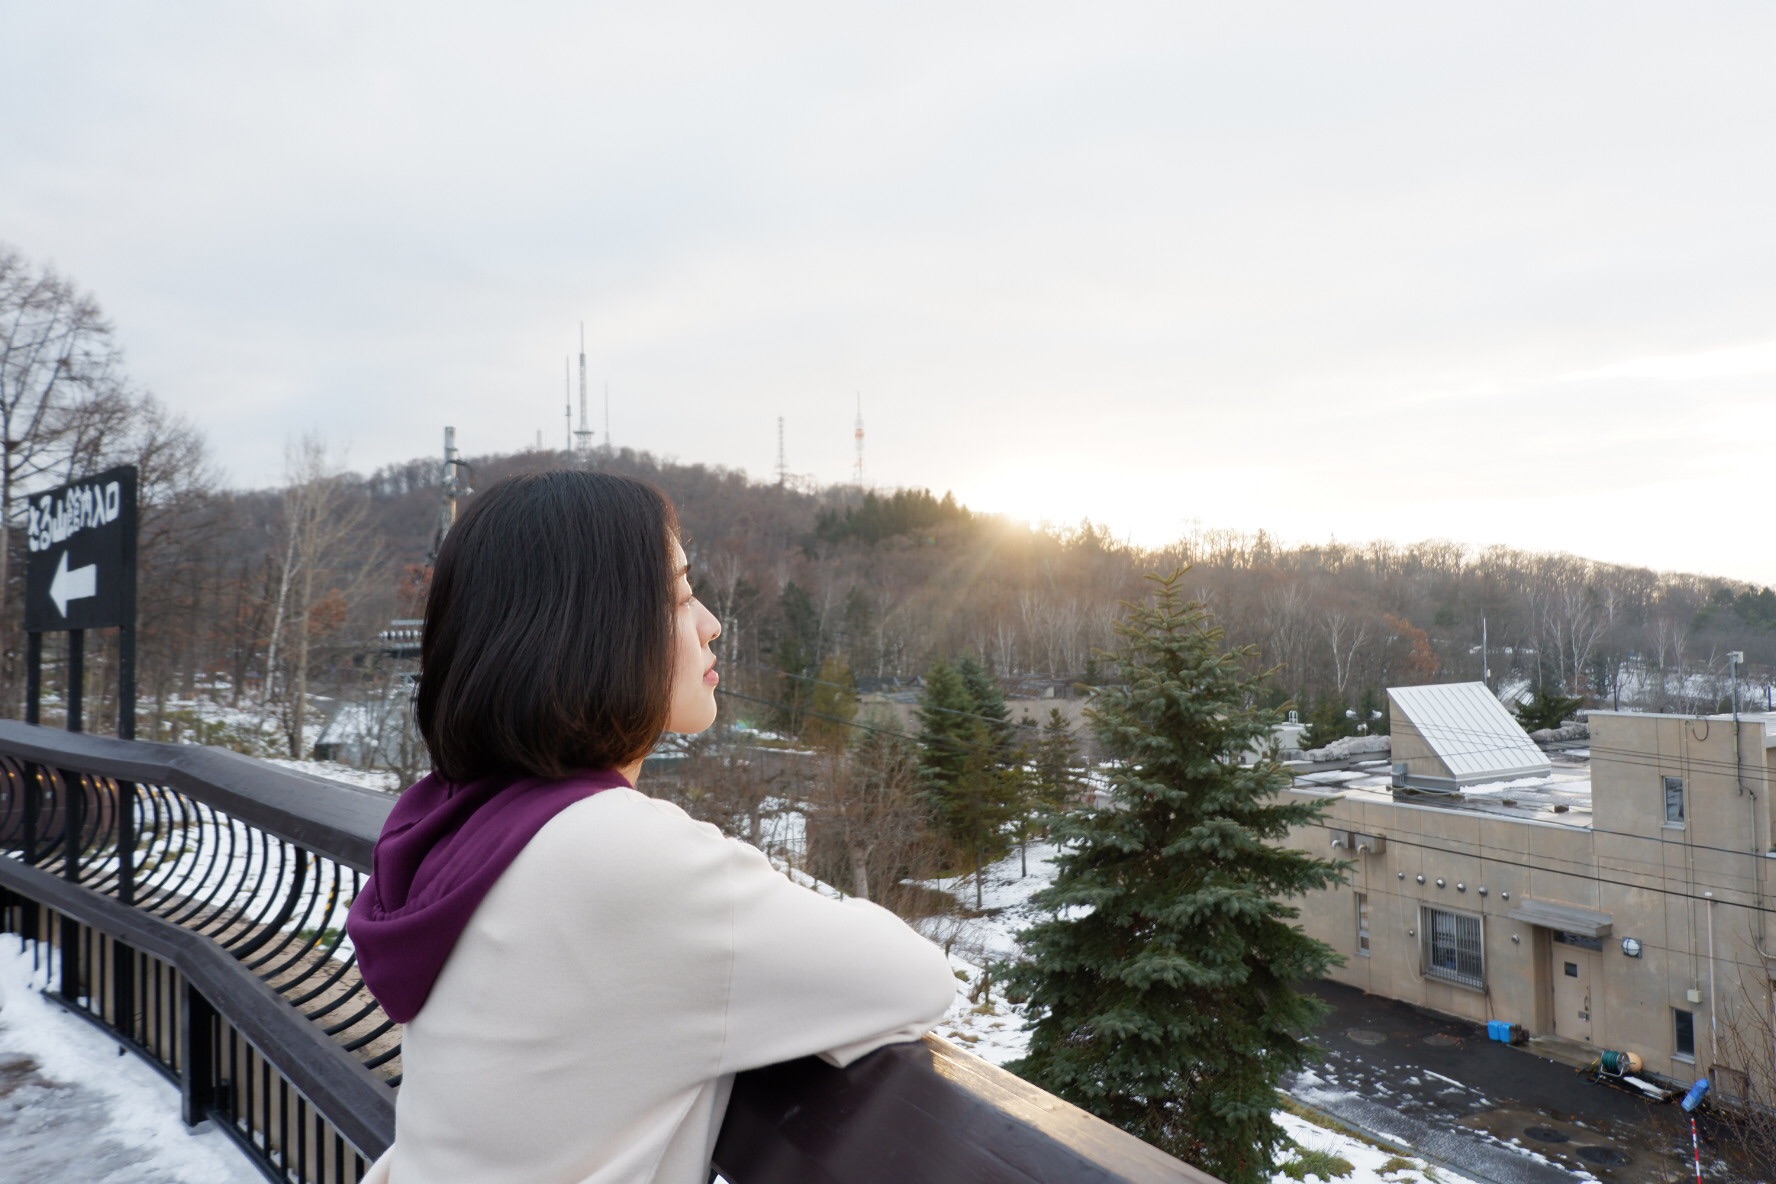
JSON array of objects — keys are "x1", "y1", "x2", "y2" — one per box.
[
  {"x1": 575, "y1": 323, "x2": 594, "y2": 453},
  {"x1": 603, "y1": 382, "x2": 611, "y2": 455},
  {"x1": 853, "y1": 393, "x2": 865, "y2": 486},
  {"x1": 776, "y1": 416, "x2": 787, "y2": 488},
  {"x1": 563, "y1": 358, "x2": 572, "y2": 452}
]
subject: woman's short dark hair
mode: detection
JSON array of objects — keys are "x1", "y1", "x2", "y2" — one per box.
[{"x1": 416, "y1": 470, "x2": 680, "y2": 782}]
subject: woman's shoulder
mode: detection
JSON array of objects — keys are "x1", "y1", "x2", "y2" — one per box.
[{"x1": 514, "y1": 786, "x2": 736, "y2": 888}]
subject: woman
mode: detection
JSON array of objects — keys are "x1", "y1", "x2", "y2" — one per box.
[{"x1": 347, "y1": 471, "x2": 956, "y2": 1184}]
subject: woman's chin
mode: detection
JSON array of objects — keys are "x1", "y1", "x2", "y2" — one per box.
[{"x1": 667, "y1": 705, "x2": 719, "y2": 736}]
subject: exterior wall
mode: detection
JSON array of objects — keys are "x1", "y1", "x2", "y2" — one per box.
[
  {"x1": 1289, "y1": 716, "x2": 1776, "y2": 1101},
  {"x1": 1384, "y1": 690, "x2": 1453, "y2": 780}
]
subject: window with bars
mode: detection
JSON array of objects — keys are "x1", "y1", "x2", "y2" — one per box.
[
  {"x1": 1422, "y1": 906, "x2": 1484, "y2": 988},
  {"x1": 1356, "y1": 892, "x2": 1371, "y2": 957}
]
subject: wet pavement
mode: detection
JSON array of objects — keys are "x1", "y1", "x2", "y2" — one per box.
[{"x1": 1286, "y1": 980, "x2": 1753, "y2": 1184}]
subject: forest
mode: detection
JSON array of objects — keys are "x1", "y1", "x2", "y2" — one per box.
[{"x1": 6, "y1": 242, "x2": 1775, "y2": 774}]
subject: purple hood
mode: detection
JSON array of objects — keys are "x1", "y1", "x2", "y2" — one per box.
[{"x1": 347, "y1": 768, "x2": 630, "y2": 1023}]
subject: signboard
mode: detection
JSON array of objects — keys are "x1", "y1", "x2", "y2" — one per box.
[{"x1": 24, "y1": 465, "x2": 138, "y2": 633}]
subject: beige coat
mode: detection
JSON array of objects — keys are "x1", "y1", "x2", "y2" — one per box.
[{"x1": 363, "y1": 788, "x2": 957, "y2": 1183}]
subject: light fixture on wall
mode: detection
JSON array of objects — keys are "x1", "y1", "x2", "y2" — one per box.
[
  {"x1": 1416, "y1": 874, "x2": 1425, "y2": 884},
  {"x1": 1456, "y1": 883, "x2": 1466, "y2": 892},
  {"x1": 1435, "y1": 878, "x2": 1446, "y2": 888},
  {"x1": 1621, "y1": 937, "x2": 1643, "y2": 958},
  {"x1": 1477, "y1": 886, "x2": 1489, "y2": 897}
]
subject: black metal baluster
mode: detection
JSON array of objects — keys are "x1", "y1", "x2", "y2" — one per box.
[{"x1": 180, "y1": 981, "x2": 218, "y2": 1128}]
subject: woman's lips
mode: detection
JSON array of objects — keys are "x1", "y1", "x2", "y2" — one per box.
[{"x1": 704, "y1": 665, "x2": 719, "y2": 687}]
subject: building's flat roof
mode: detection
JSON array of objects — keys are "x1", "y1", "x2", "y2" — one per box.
[
  {"x1": 1293, "y1": 752, "x2": 1594, "y2": 827},
  {"x1": 1389, "y1": 682, "x2": 1553, "y2": 786}
]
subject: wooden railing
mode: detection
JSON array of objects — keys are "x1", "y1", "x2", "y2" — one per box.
[{"x1": 0, "y1": 721, "x2": 1209, "y2": 1183}]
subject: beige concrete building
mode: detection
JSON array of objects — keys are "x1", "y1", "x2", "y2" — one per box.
[{"x1": 1289, "y1": 687, "x2": 1776, "y2": 1105}]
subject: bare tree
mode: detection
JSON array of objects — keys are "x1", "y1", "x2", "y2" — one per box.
[
  {"x1": 803, "y1": 724, "x2": 938, "y2": 915},
  {"x1": 264, "y1": 436, "x2": 381, "y2": 758},
  {"x1": 1322, "y1": 608, "x2": 1371, "y2": 700},
  {"x1": 0, "y1": 246, "x2": 130, "y2": 695}
]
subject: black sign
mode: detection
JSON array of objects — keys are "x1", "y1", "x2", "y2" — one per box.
[{"x1": 24, "y1": 465, "x2": 138, "y2": 633}]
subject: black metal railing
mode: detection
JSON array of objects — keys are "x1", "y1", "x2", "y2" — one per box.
[
  {"x1": 0, "y1": 722, "x2": 394, "y2": 1183},
  {"x1": 0, "y1": 721, "x2": 1210, "y2": 1184}
]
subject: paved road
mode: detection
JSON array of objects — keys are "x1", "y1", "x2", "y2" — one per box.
[{"x1": 1288, "y1": 980, "x2": 1738, "y2": 1184}]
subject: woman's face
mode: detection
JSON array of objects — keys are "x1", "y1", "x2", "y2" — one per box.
[{"x1": 666, "y1": 538, "x2": 723, "y2": 734}]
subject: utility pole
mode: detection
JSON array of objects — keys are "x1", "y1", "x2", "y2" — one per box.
[
  {"x1": 1481, "y1": 616, "x2": 1489, "y2": 691},
  {"x1": 432, "y1": 427, "x2": 473, "y2": 563},
  {"x1": 1729, "y1": 650, "x2": 1745, "y2": 794}
]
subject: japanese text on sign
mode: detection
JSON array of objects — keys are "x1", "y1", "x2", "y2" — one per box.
[{"x1": 27, "y1": 480, "x2": 124, "y2": 553}]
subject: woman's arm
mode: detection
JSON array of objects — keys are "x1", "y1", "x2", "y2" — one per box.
[{"x1": 714, "y1": 833, "x2": 958, "y2": 1073}]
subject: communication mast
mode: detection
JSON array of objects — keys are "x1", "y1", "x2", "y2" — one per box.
[
  {"x1": 603, "y1": 381, "x2": 611, "y2": 455},
  {"x1": 853, "y1": 393, "x2": 865, "y2": 486},
  {"x1": 563, "y1": 358, "x2": 572, "y2": 452},
  {"x1": 776, "y1": 416, "x2": 788, "y2": 488},
  {"x1": 575, "y1": 323, "x2": 595, "y2": 453}
]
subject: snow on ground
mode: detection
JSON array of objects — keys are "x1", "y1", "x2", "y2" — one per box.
[
  {"x1": 0, "y1": 943, "x2": 258, "y2": 1183},
  {"x1": 264, "y1": 756, "x2": 402, "y2": 794},
  {"x1": 1272, "y1": 1110, "x2": 1482, "y2": 1184},
  {"x1": 909, "y1": 845, "x2": 1486, "y2": 1184}
]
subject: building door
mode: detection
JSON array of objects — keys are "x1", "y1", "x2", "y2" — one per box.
[{"x1": 1550, "y1": 936, "x2": 1599, "y2": 1044}]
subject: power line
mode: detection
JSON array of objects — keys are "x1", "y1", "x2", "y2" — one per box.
[
  {"x1": 726, "y1": 659, "x2": 1054, "y2": 734},
  {"x1": 1302, "y1": 819, "x2": 1774, "y2": 915}
]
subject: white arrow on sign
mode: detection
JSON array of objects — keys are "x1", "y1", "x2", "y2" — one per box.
[{"x1": 50, "y1": 551, "x2": 97, "y2": 618}]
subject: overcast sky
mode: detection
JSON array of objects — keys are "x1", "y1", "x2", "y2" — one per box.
[{"x1": 5, "y1": 2, "x2": 1773, "y2": 585}]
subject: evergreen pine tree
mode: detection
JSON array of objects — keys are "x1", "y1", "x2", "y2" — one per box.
[
  {"x1": 1005, "y1": 571, "x2": 1346, "y2": 1184},
  {"x1": 917, "y1": 660, "x2": 975, "y2": 793},
  {"x1": 773, "y1": 582, "x2": 821, "y2": 735},
  {"x1": 919, "y1": 660, "x2": 1020, "y2": 903},
  {"x1": 1298, "y1": 692, "x2": 1357, "y2": 750},
  {"x1": 1357, "y1": 686, "x2": 1388, "y2": 736},
  {"x1": 803, "y1": 655, "x2": 858, "y2": 753},
  {"x1": 841, "y1": 587, "x2": 879, "y2": 681},
  {"x1": 956, "y1": 655, "x2": 1014, "y2": 763},
  {"x1": 1515, "y1": 684, "x2": 1582, "y2": 732},
  {"x1": 1032, "y1": 707, "x2": 1081, "y2": 817}
]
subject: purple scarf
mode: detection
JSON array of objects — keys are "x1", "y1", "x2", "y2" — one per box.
[{"x1": 347, "y1": 768, "x2": 630, "y2": 1023}]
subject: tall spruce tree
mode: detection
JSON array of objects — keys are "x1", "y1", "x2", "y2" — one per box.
[
  {"x1": 917, "y1": 660, "x2": 975, "y2": 793},
  {"x1": 1005, "y1": 571, "x2": 1346, "y2": 1183},
  {"x1": 1032, "y1": 707, "x2": 1081, "y2": 816},
  {"x1": 773, "y1": 582, "x2": 821, "y2": 734},
  {"x1": 919, "y1": 659, "x2": 1021, "y2": 905},
  {"x1": 956, "y1": 655, "x2": 1014, "y2": 763},
  {"x1": 803, "y1": 655, "x2": 858, "y2": 753}
]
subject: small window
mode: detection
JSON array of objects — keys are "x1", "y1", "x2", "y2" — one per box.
[
  {"x1": 1356, "y1": 892, "x2": 1371, "y2": 957},
  {"x1": 1422, "y1": 906, "x2": 1484, "y2": 989},
  {"x1": 1553, "y1": 930, "x2": 1603, "y2": 952},
  {"x1": 1564, "y1": 962, "x2": 1579, "y2": 978},
  {"x1": 1675, "y1": 1008, "x2": 1695, "y2": 1059},
  {"x1": 1664, "y1": 776, "x2": 1686, "y2": 825}
]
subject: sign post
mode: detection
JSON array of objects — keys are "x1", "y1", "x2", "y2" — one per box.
[{"x1": 23, "y1": 465, "x2": 138, "y2": 738}]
